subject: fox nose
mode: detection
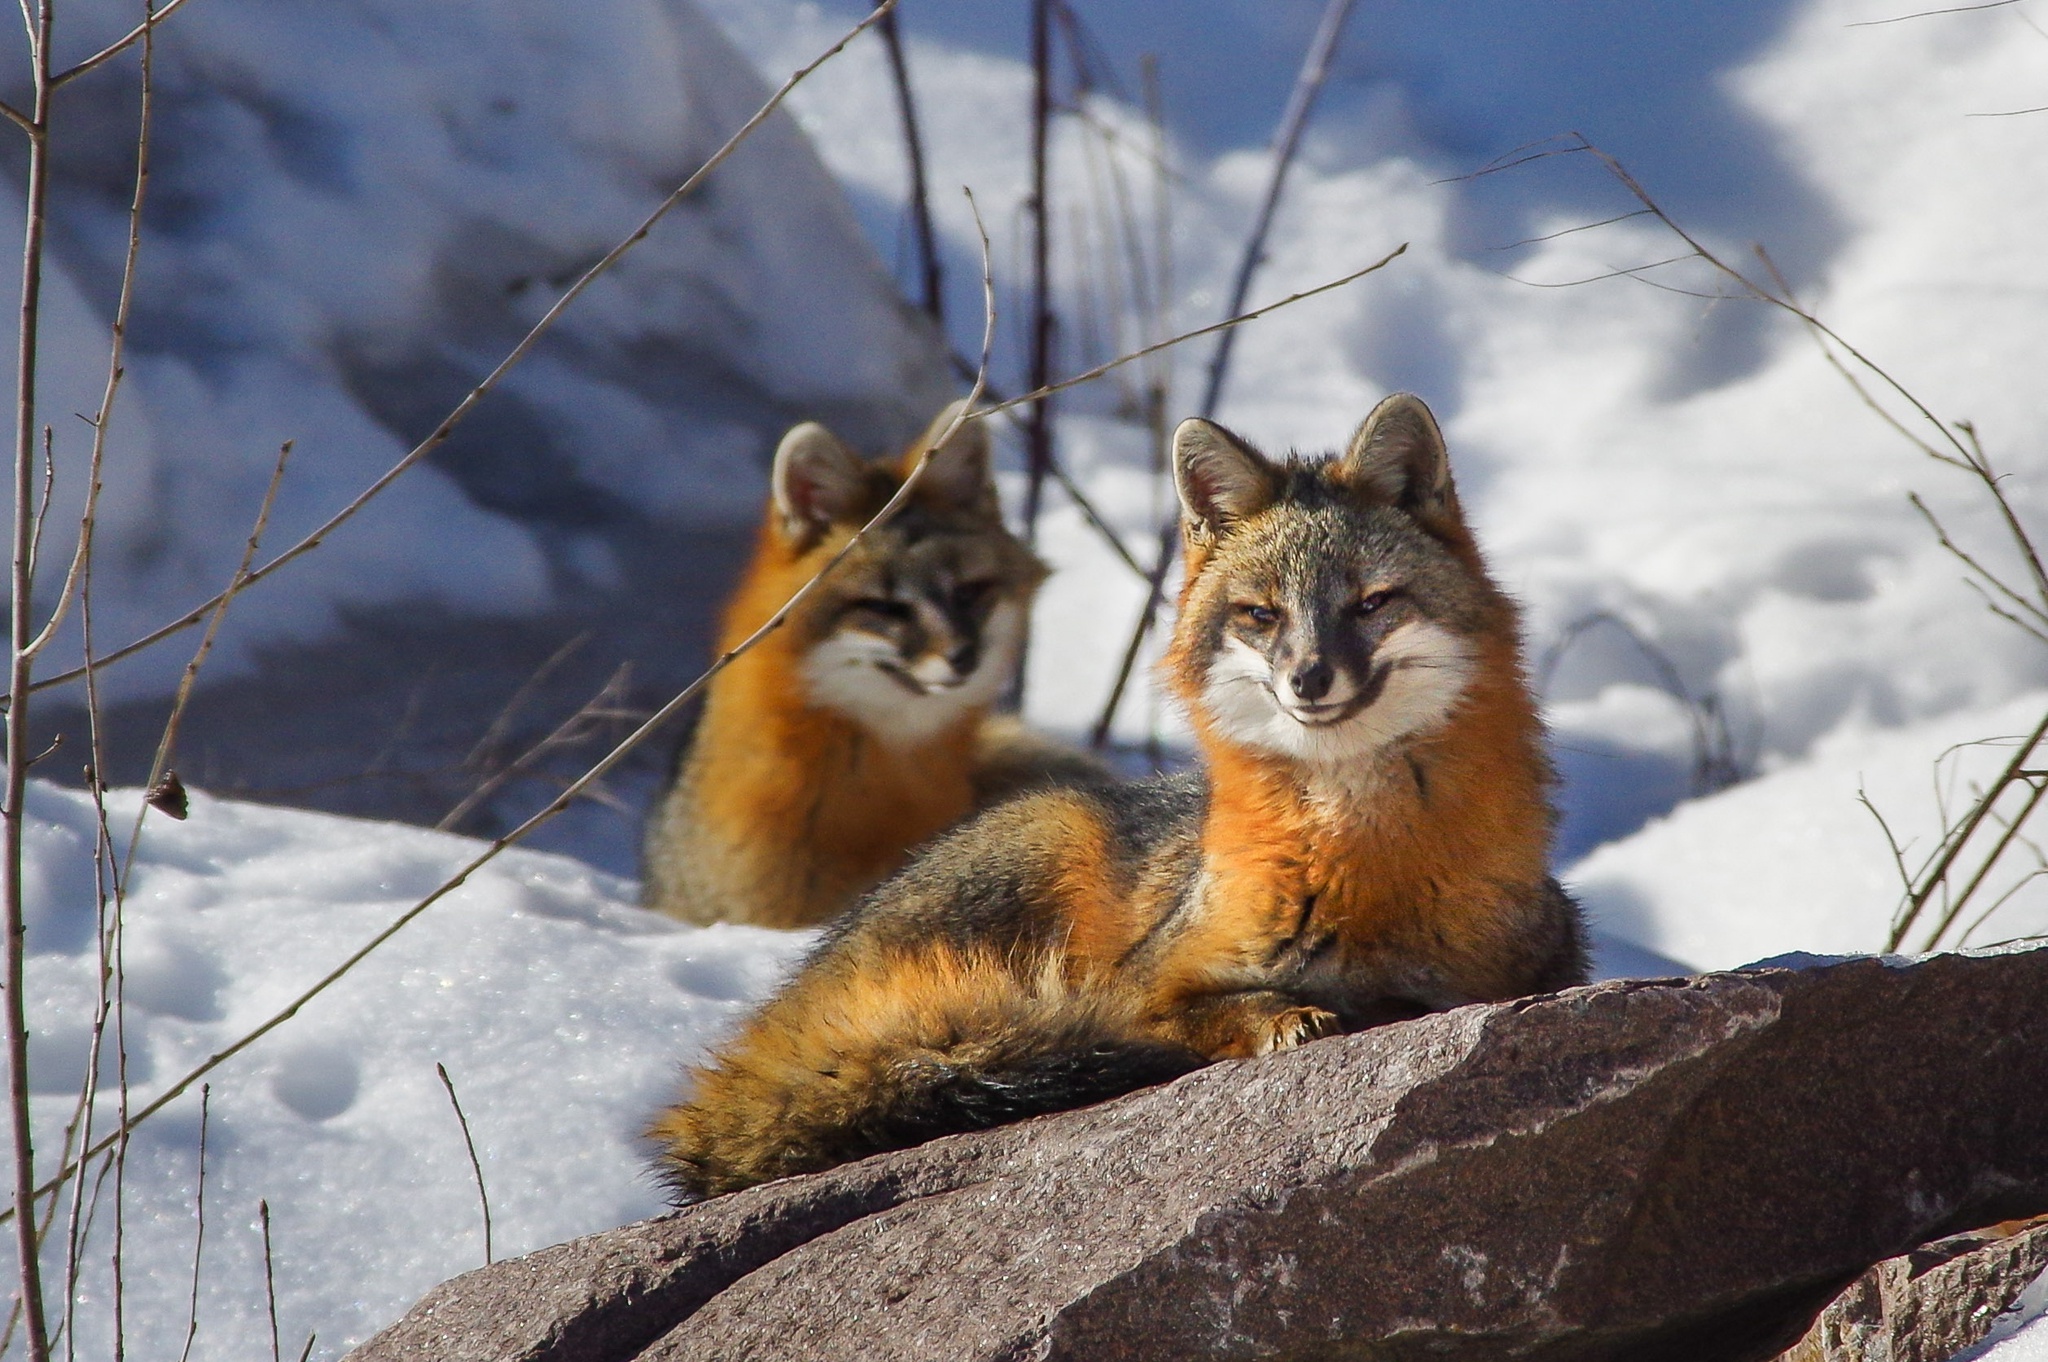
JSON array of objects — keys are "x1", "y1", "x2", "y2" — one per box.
[
  {"x1": 1289, "y1": 660, "x2": 1334, "y2": 703},
  {"x1": 946, "y1": 642, "x2": 979, "y2": 677}
]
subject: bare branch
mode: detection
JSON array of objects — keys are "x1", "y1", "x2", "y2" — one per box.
[
  {"x1": 175, "y1": 1086, "x2": 209, "y2": 1362},
  {"x1": 1573, "y1": 136, "x2": 1975, "y2": 468},
  {"x1": 460, "y1": 630, "x2": 593, "y2": 770},
  {"x1": 1910, "y1": 492, "x2": 2048, "y2": 629},
  {"x1": 1848, "y1": 0, "x2": 2019, "y2": 25},
  {"x1": 1919, "y1": 773, "x2": 2048, "y2": 949},
  {"x1": 1886, "y1": 707, "x2": 2048, "y2": 950},
  {"x1": 1199, "y1": 0, "x2": 1358, "y2": 418},
  {"x1": 876, "y1": 8, "x2": 942, "y2": 325},
  {"x1": 122, "y1": 441, "x2": 293, "y2": 875},
  {"x1": 436, "y1": 1064, "x2": 492, "y2": 1265},
  {"x1": 260, "y1": 1200, "x2": 280, "y2": 1362},
  {"x1": 437, "y1": 663, "x2": 631, "y2": 834},
  {"x1": 1488, "y1": 209, "x2": 1656, "y2": 251},
  {"x1": 50, "y1": 0, "x2": 200, "y2": 87}
]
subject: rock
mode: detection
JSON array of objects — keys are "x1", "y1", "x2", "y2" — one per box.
[
  {"x1": 1772, "y1": 1215, "x2": 2048, "y2": 1362},
  {"x1": 349, "y1": 946, "x2": 2048, "y2": 1362}
]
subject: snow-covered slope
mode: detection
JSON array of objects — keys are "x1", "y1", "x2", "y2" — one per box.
[
  {"x1": 1570, "y1": 691, "x2": 2048, "y2": 970},
  {"x1": 10, "y1": 780, "x2": 811, "y2": 1358}
]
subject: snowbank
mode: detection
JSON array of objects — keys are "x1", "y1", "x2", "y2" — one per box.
[
  {"x1": 11, "y1": 780, "x2": 811, "y2": 1358},
  {"x1": 6, "y1": 0, "x2": 951, "y2": 700},
  {"x1": 1570, "y1": 691, "x2": 2048, "y2": 971}
]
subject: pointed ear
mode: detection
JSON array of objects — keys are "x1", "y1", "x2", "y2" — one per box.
[
  {"x1": 905, "y1": 399, "x2": 995, "y2": 515},
  {"x1": 1172, "y1": 418, "x2": 1278, "y2": 542},
  {"x1": 771, "y1": 421, "x2": 868, "y2": 543},
  {"x1": 1343, "y1": 393, "x2": 1457, "y2": 521}
]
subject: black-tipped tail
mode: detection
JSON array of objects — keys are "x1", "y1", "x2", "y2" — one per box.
[{"x1": 650, "y1": 950, "x2": 1201, "y2": 1200}]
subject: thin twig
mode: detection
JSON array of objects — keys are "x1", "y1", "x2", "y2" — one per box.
[
  {"x1": 1910, "y1": 492, "x2": 2048, "y2": 629},
  {"x1": 436, "y1": 1064, "x2": 492, "y2": 1265},
  {"x1": 1199, "y1": 0, "x2": 1358, "y2": 419},
  {"x1": 260, "y1": 1200, "x2": 280, "y2": 1362},
  {"x1": 1886, "y1": 709, "x2": 2048, "y2": 950},
  {"x1": 1858, "y1": 785, "x2": 1917, "y2": 907},
  {"x1": 1918, "y1": 775, "x2": 2048, "y2": 950},
  {"x1": 877, "y1": 8, "x2": 942, "y2": 325},
  {"x1": 1487, "y1": 209, "x2": 1655, "y2": 250},
  {"x1": 7, "y1": 0, "x2": 58, "y2": 1348},
  {"x1": 459, "y1": 631, "x2": 593, "y2": 770},
  {"x1": 1847, "y1": 0, "x2": 2018, "y2": 25},
  {"x1": 175, "y1": 1086, "x2": 209, "y2": 1362},
  {"x1": 1021, "y1": 0, "x2": 1057, "y2": 553},
  {"x1": 22, "y1": 0, "x2": 902, "y2": 703},
  {"x1": 437, "y1": 663, "x2": 632, "y2": 833},
  {"x1": 119, "y1": 440, "x2": 292, "y2": 880},
  {"x1": 49, "y1": 0, "x2": 199, "y2": 87}
]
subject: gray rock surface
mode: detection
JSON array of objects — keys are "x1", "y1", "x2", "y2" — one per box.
[
  {"x1": 1773, "y1": 1215, "x2": 2048, "y2": 1362},
  {"x1": 350, "y1": 947, "x2": 2048, "y2": 1362}
]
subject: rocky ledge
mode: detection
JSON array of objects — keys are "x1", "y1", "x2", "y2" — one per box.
[{"x1": 351, "y1": 946, "x2": 2048, "y2": 1362}]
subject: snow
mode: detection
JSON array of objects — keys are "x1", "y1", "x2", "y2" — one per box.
[
  {"x1": 8, "y1": 780, "x2": 812, "y2": 1358},
  {"x1": 1572, "y1": 690, "x2": 2048, "y2": 970},
  {"x1": 1958, "y1": 1260, "x2": 2048, "y2": 1360}
]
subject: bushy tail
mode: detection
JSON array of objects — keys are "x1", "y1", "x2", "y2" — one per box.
[{"x1": 648, "y1": 948, "x2": 1200, "y2": 1200}]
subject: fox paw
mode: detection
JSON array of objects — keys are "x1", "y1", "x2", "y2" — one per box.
[{"x1": 1257, "y1": 1005, "x2": 1340, "y2": 1055}]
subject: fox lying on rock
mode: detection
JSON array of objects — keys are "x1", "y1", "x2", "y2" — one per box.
[
  {"x1": 641, "y1": 401, "x2": 1108, "y2": 929},
  {"x1": 650, "y1": 394, "x2": 1587, "y2": 1198}
]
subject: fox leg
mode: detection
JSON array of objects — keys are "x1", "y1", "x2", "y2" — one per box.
[{"x1": 1143, "y1": 988, "x2": 1339, "y2": 1060}]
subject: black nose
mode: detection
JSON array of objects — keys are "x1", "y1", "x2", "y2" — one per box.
[
  {"x1": 947, "y1": 642, "x2": 979, "y2": 677},
  {"x1": 1290, "y1": 660, "x2": 1334, "y2": 702}
]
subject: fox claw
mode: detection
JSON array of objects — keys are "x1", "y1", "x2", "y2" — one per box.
[{"x1": 1258, "y1": 1005, "x2": 1339, "y2": 1055}]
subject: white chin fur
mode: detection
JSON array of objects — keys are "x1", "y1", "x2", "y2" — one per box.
[
  {"x1": 1199, "y1": 622, "x2": 1477, "y2": 767},
  {"x1": 800, "y1": 601, "x2": 1024, "y2": 747}
]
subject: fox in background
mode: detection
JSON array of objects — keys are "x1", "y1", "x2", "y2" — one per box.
[
  {"x1": 641, "y1": 400, "x2": 1108, "y2": 929},
  {"x1": 649, "y1": 393, "x2": 1588, "y2": 1198}
]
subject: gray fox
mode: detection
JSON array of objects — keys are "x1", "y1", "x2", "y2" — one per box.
[
  {"x1": 649, "y1": 394, "x2": 1586, "y2": 1196},
  {"x1": 641, "y1": 401, "x2": 1108, "y2": 929}
]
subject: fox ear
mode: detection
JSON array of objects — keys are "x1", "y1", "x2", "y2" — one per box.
[
  {"x1": 771, "y1": 421, "x2": 868, "y2": 544},
  {"x1": 1343, "y1": 393, "x2": 1457, "y2": 521},
  {"x1": 1173, "y1": 418, "x2": 1277, "y2": 541},
  {"x1": 905, "y1": 399, "x2": 995, "y2": 515}
]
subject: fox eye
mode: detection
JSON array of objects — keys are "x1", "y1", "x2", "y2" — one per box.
[
  {"x1": 1235, "y1": 603, "x2": 1280, "y2": 628},
  {"x1": 952, "y1": 580, "x2": 994, "y2": 611},
  {"x1": 854, "y1": 597, "x2": 914, "y2": 622},
  {"x1": 1355, "y1": 590, "x2": 1396, "y2": 616}
]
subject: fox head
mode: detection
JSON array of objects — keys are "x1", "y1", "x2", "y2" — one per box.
[
  {"x1": 765, "y1": 400, "x2": 1044, "y2": 745},
  {"x1": 1163, "y1": 394, "x2": 1515, "y2": 769}
]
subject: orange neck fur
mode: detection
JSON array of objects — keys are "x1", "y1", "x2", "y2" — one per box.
[
  {"x1": 1191, "y1": 634, "x2": 1551, "y2": 931},
  {"x1": 682, "y1": 518, "x2": 985, "y2": 928}
]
